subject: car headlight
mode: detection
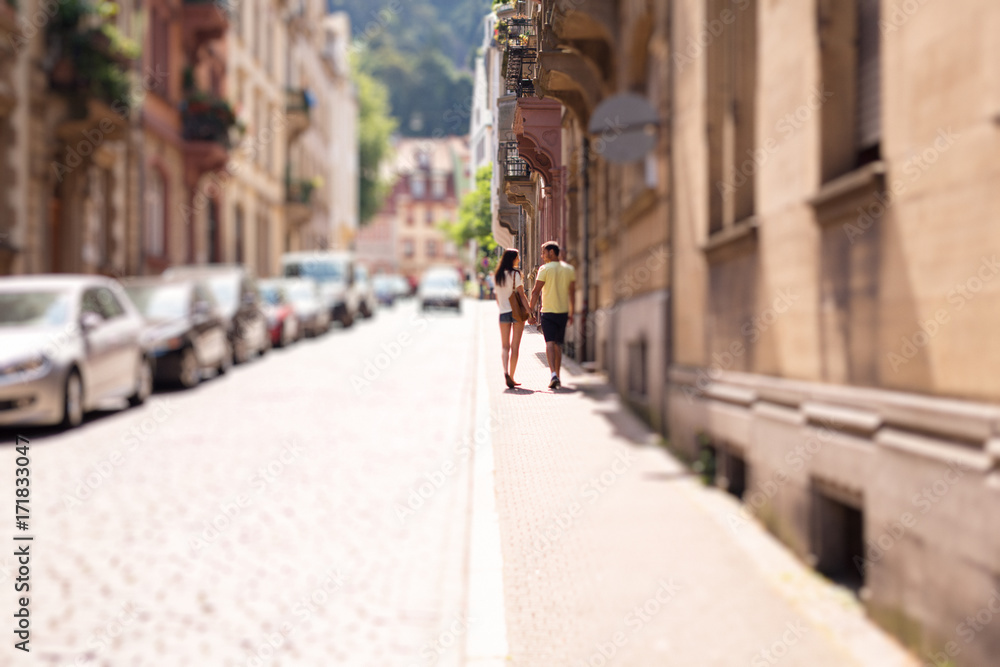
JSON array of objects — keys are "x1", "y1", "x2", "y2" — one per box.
[{"x1": 0, "y1": 354, "x2": 50, "y2": 380}]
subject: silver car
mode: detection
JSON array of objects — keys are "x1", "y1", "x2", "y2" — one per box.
[{"x1": 0, "y1": 275, "x2": 153, "y2": 429}]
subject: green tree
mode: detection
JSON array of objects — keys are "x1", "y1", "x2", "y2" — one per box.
[
  {"x1": 441, "y1": 164, "x2": 497, "y2": 270},
  {"x1": 355, "y1": 62, "x2": 397, "y2": 223}
]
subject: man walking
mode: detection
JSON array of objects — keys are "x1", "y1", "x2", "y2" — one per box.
[{"x1": 528, "y1": 241, "x2": 576, "y2": 389}]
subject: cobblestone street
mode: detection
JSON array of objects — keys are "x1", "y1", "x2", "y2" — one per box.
[
  {"x1": 1, "y1": 301, "x2": 480, "y2": 667},
  {"x1": 0, "y1": 299, "x2": 921, "y2": 666}
]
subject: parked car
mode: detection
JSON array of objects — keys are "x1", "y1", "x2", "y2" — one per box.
[
  {"x1": 373, "y1": 274, "x2": 398, "y2": 307},
  {"x1": 392, "y1": 275, "x2": 413, "y2": 299},
  {"x1": 280, "y1": 278, "x2": 330, "y2": 337},
  {"x1": 124, "y1": 277, "x2": 230, "y2": 388},
  {"x1": 354, "y1": 264, "x2": 377, "y2": 318},
  {"x1": 281, "y1": 251, "x2": 358, "y2": 327},
  {"x1": 258, "y1": 280, "x2": 300, "y2": 347},
  {"x1": 163, "y1": 265, "x2": 269, "y2": 364},
  {"x1": 418, "y1": 268, "x2": 463, "y2": 312},
  {"x1": 0, "y1": 275, "x2": 152, "y2": 429}
]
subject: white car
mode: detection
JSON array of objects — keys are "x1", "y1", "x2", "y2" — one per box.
[
  {"x1": 0, "y1": 275, "x2": 153, "y2": 428},
  {"x1": 281, "y1": 251, "x2": 358, "y2": 327},
  {"x1": 418, "y1": 268, "x2": 463, "y2": 312}
]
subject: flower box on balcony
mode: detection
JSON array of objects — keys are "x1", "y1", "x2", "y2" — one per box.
[
  {"x1": 46, "y1": 2, "x2": 139, "y2": 112},
  {"x1": 181, "y1": 92, "x2": 237, "y2": 147},
  {"x1": 286, "y1": 178, "x2": 316, "y2": 205}
]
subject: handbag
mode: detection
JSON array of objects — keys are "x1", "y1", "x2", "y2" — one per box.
[{"x1": 509, "y1": 290, "x2": 530, "y2": 323}]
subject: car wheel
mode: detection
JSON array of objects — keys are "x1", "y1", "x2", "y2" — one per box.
[
  {"x1": 128, "y1": 356, "x2": 153, "y2": 407},
  {"x1": 233, "y1": 338, "x2": 248, "y2": 365},
  {"x1": 217, "y1": 342, "x2": 233, "y2": 375},
  {"x1": 61, "y1": 370, "x2": 84, "y2": 429},
  {"x1": 178, "y1": 347, "x2": 200, "y2": 388}
]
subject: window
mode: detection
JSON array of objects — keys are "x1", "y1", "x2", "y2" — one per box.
[
  {"x1": 257, "y1": 214, "x2": 268, "y2": 274},
  {"x1": 818, "y1": 0, "x2": 882, "y2": 182},
  {"x1": 431, "y1": 175, "x2": 446, "y2": 200},
  {"x1": 86, "y1": 287, "x2": 125, "y2": 320},
  {"x1": 145, "y1": 169, "x2": 166, "y2": 258},
  {"x1": 706, "y1": 0, "x2": 757, "y2": 235},
  {"x1": 410, "y1": 175, "x2": 426, "y2": 199},
  {"x1": 150, "y1": 9, "x2": 170, "y2": 98},
  {"x1": 234, "y1": 205, "x2": 244, "y2": 263},
  {"x1": 98, "y1": 289, "x2": 125, "y2": 318},
  {"x1": 426, "y1": 209, "x2": 434, "y2": 226},
  {"x1": 426, "y1": 240, "x2": 437, "y2": 258},
  {"x1": 402, "y1": 239, "x2": 414, "y2": 258},
  {"x1": 207, "y1": 200, "x2": 221, "y2": 263}
]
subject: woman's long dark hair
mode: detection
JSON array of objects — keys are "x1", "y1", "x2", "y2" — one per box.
[{"x1": 494, "y1": 248, "x2": 520, "y2": 287}]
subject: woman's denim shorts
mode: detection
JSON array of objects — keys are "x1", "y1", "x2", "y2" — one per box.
[{"x1": 499, "y1": 312, "x2": 515, "y2": 323}]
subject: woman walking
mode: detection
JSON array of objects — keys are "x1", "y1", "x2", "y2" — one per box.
[{"x1": 495, "y1": 248, "x2": 529, "y2": 389}]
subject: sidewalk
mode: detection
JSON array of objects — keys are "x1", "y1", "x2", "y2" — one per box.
[{"x1": 477, "y1": 302, "x2": 919, "y2": 667}]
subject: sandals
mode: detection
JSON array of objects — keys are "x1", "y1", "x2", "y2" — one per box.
[{"x1": 505, "y1": 373, "x2": 516, "y2": 389}]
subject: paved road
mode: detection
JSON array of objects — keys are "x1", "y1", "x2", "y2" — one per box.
[{"x1": 1, "y1": 299, "x2": 482, "y2": 667}]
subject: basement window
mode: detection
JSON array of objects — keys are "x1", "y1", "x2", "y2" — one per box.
[{"x1": 812, "y1": 488, "x2": 865, "y2": 592}]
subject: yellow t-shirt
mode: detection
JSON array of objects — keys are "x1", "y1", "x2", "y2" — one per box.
[{"x1": 536, "y1": 261, "x2": 576, "y2": 313}]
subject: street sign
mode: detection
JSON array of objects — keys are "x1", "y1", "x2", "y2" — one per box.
[{"x1": 588, "y1": 93, "x2": 660, "y2": 163}]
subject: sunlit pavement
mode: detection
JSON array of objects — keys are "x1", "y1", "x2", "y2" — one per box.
[{"x1": 0, "y1": 299, "x2": 920, "y2": 666}]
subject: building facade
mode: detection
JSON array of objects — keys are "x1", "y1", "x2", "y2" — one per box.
[
  {"x1": 357, "y1": 136, "x2": 470, "y2": 284},
  {"x1": 485, "y1": 1, "x2": 1000, "y2": 663},
  {"x1": 1, "y1": 0, "x2": 357, "y2": 281}
]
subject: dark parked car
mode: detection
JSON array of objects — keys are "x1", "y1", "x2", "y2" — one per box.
[
  {"x1": 258, "y1": 280, "x2": 300, "y2": 347},
  {"x1": 163, "y1": 265, "x2": 269, "y2": 364},
  {"x1": 124, "y1": 277, "x2": 230, "y2": 388},
  {"x1": 0, "y1": 275, "x2": 152, "y2": 429}
]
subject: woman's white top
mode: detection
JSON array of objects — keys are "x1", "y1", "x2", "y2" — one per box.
[{"x1": 495, "y1": 270, "x2": 523, "y2": 313}]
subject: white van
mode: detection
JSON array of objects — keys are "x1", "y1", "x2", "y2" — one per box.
[{"x1": 280, "y1": 251, "x2": 358, "y2": 327}]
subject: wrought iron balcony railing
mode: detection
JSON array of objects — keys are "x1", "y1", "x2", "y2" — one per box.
[
  {"x1": 499, "y1": 17, "x2": 537, "y2": 97},
  {"x1": 502, "y1": 142, "x2": 531, "y2": 180}
]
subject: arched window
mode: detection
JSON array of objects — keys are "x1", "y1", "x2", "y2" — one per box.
[{"x1": 145, "y1": 168, "x2": 166, "y2": 257}]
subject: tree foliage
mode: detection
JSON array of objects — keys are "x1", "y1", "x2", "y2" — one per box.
[
  {"x1": 355, "y1": 63, "x2": 397, "y2": 223},
  {"x1": 331, "y1": 0, "x2": 488, "y2": 137},
  {"x1": 441, "y1": 165, "x2": 496, "y2": 270}
]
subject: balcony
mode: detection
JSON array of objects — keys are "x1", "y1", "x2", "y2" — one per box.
[
  {"x1": 498, "y1": 16, "x2": 536, "y2": 98},
  {"x1": 181, "y1": 92, "x2": 236, "y2": 186},
  {"x1": 501, "y1": 141, "x2": 532, "y2": 182},
  {"x1": 285, "y1": 177, "x2": 317, "y2": 227},
  {"x1": 285, "y1": 88, "x2": 312, "y2": 144},
  {"x1": 182, "y1": 0, "x2": 230, "y2": 60}
]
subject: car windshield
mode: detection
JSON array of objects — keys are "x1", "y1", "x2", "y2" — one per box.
[
  {"x1": 284, "y1": 260, "x2": 344, "y2": 283},
  {"x1": 287, "y1": 283, "x2": 314, "y2": 301},
  {"x1": 207, "y1": 277, "x2": 239, "y2": 310},
  {"x1": 423, "y1": 275, "x2": 458, "y2": 289},
  {"x1": 0, "y1": 291, "x2": 71, "y2": 327},
  {"x1": 259, "y1": 286, "x2": 282, "y2": 305},
  {"x1": 126, "y1": 285, "x2": 189, "y2": 320}
]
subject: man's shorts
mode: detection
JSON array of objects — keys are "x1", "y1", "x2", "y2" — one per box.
[{"x1": 540, "y1": 312, "x2": 569, "y2": 344}]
